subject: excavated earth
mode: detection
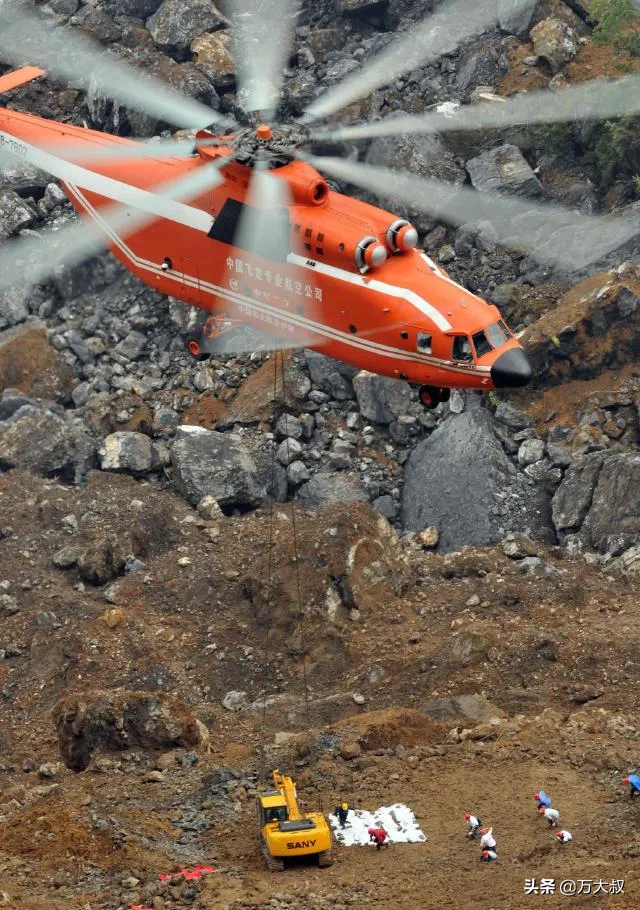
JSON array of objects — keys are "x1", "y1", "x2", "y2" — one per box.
[{"x1": 1, "y1": 471, "x2": 640, "y2": 909}]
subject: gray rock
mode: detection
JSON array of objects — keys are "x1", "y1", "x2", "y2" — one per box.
[
  {"x1": 531, "y1": 17, "x2": 578, "y2": 74},
  {"x1": 287, "y1": 460, "x2": 310, "y2": 486},
  {"x1": 0, "y1": 190, "x2": 36, "y2": 240},
  {"x1": 498, "y1": 0, "x2": 538, "y2": 36},
  {"x1": 373, "y1": 494, "x2": 397, "y2": 521},
  {"x1": 547, "y1": 441, "x2": 572, "y2": 467},
  {"x1": 518, "y1": 437, "x2": 544, "y2": 467},
  {"x1": 153, "y1": 407, "x2": 180, "y2": 436},
  {"x1": 352, "y1": 371, "x2": 413, "y2": 425},
  {"x1": 276, "y1": 437, "x2": 302, "y2": 466},
  {"x1": 617, "y1": 286, "x2": 639, "y2": 319},
  {"x1": 456, "y1": 43, "x2": 508, "y2": 95},
  {"x1": 275, "y1": 413, "x2": 303, "y2": 441},
  {"x1": 147, "y1": 0, "x2": 227, "y2": 56},
  {"x1": 494, "y1": 401, "x2": 533, "y2": 429},
  {"x1": 221, "y1": 690, "x2": 248, "y2": 711},
  {"x1": 582, "y1": 454, "x2": 640, "y2": 555},
  {"x1": 113, "y1": 331, "x2": 147, "y2": 362},
  {"x1": 64, "y1": 330, "x2": 93, "y2": 364},
  {"x1": 338, "y1": 0, "x2": 387, "y2": 12},
  {"x1": 517, "y1": 556, "x2": 564, "y2": 578},
  {"x1": 99, "y1": 432, "x2": 165, "y2": 474},
  {"x1": 44, "y1": 0, "x2": 80, "y2": 15},
  {"x1": 117, "y1": 0, "x2": 163, "y2": 17},
  {"x1": 401, "y1": 407, "x2": 546, "y2": 550},
  {"x1": 304, "y1": 350, "x2": 357, "y2": 400},
  {"x1": 53, "y1": 546, "x2": 81, "y2": 569},
  {"x1": 0, "y1": 288, "x2": 29, "y2": 330},
  {"x1": 170, "y1": 426, "x2": 265, "y2": 511},
  {"x1": 467, "y1": 144, "x2": 541, "y2": 197},
  {"x1": 298, "y1": 472, "x2": 368, "y2": 509},
  {"x1": 551, "y1": 452, "x2": 606, "y2": 536},
  {"x1": 0, "y1": 405, "x2": 95, "y2": 482}
]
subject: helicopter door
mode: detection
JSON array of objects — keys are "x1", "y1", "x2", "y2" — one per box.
[{"x1": 177, "y1": 258, "x2": 202, "y2": 306}]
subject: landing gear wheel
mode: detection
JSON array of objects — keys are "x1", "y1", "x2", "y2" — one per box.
[
  {"x1": 186, "y1": 336, "x2": 210, "y2": 362},
  {"x1": 439, "y1": 387, "x2": 451, "y2": 403},
  {"x1": 418, "y1": 385, "x2": 440, "y2": 410},
  {"x1": 317, "y1": 849, "x2": 333, "y2": 867}
]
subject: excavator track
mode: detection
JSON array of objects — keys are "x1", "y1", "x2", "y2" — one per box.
[
  {"x1": 317, "y1": 849, "x2": 333, "y2": 867},
  {"x1": 260, "y1": 835, "x2": 285, "y2": 872}
]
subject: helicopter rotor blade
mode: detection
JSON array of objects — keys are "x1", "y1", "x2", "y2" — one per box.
[
  {"x1": 299, "y1": 0, "x2": 533, "y2": 125},
  {"x1": 309, "y1": 74, "x2": 640, "y2": 144},
  {"x1": 220, "y1": 155, "x2": 322, "y2": 350},
  {"x1": 231, "y1": 0, "x2": 301, "y2": 119},
  {"x1": 0, "y1": 154, "x2": 231, "y2": 293},
  {"x1": 0, "y1": 1, "x2": 232, "y2": 131},
  {"x1": 47, "y1": 136, "x2": 232, "y2": 164},
  {"x1": 299, "y1": 154, "x2": 640, "y2": 272}
]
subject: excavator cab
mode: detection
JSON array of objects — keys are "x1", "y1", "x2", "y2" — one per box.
[{"x1": 257, "y1": 769, "x2": 332, "y2": 871}]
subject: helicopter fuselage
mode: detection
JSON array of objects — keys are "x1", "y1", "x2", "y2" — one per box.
[{"x1": 0, "y1": 94, "x2": 532, "y2": 398}]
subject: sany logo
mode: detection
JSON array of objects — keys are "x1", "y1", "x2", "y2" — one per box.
[{"x1": 286, "y1": 839, "x2": 317, "y2": 849}]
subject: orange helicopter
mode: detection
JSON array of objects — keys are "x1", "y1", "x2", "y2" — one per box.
[{"x1": 0, "y1": 2, "x2": 635, "y2": 408}]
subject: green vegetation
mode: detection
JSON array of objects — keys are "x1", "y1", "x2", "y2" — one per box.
[
  {"x1": 593, "y1": 116, "x2": 640, "y2": 186},
  {"x1": 590, "y1": 0, "x2": 640, "y2": 55}
]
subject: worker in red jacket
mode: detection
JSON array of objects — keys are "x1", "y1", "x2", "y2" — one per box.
[{"x1": 368, "y1": 826, "x2": 389, "y2": 849}]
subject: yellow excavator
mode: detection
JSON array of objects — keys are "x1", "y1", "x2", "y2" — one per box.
[{"x1": 257, "y1": 769, "x2": 332, "y2": 871}]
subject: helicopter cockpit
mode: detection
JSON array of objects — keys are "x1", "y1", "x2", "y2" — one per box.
[{"x1": 449, "y1": 320, "x2": 513, "y2": 363}]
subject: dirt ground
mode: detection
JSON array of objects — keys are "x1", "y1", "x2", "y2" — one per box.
[{"x1": 1, "y1": 451, "x2": 640, "y2": 908}]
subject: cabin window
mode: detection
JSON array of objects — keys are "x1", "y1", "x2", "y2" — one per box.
[
  {"x1": 451, "y1": 335, "x2": 473, "y2": 362},
  {"x1": 472, "y1": 330, "x2": 492, "y2": 357},
  {"x1": 498, "y1": 319, "x2": 513, "y2": 340},
  {"x1": 416, "y1": 332, "x2": 432, "y2": 354},
  {"x1": 265, "y1": 806, "x2": 288, "y2": 823}
]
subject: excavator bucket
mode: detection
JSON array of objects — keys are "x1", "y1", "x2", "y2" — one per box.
[{"x1": 0, "y1": 67, "x2": 46, "y2": 95}]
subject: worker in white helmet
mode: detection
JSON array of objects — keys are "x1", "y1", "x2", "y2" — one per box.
[
  {"x1": 539, "y1": 807, "x2": 560, "y2": 827},
  {"x1": 556, "y1": 830, "x2": 572, "y2": 845},
  {"x1": 464, "y1": 812, "x2": 481, "y2": 839},
  {"x1": 479, "y1": 826, "x2": 497, "y2": 854}
]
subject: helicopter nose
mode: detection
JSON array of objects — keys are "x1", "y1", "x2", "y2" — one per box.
[{"x1": 490, "y1": 347, "x2": 533, "y2": 388}]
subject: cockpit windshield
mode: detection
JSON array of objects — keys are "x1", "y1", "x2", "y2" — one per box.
[{"x1": 471, "y1": 321, "x2": 513, "y2": 359}]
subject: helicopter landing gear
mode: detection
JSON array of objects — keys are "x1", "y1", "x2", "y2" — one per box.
[
  {"x1": 418, "y1": 385, "x2": 451, "y2": 409},
  {"x1": 185, "y1": 336, "x2": 210, "y2": 362}
]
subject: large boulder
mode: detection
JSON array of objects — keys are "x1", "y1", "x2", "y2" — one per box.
[
  {"x1": 365, "y1": 124, "x2": 465, "y2": 187},
  {"x1": 401, "y1": 403, "x2": 550, "y2": 550},
  {"x1": 146, "y1": 0, "x2": 227, "y2": 57},
  {"x1": 53, "y1": 690, "x2": 206, "y2": 771},
  {"x1": 191, "y1": 30, "x2": 235, "y2": 88},
  {"x1": 304, "y1": 350, "x2": 357, "y2": 400},
  {"x1": 0, "y1": 189, "x2": 37, "y2": 240},
  {"x1": 298, "y1": 472, "x2": 368, "y2": 508},
  {"x1": 99, "y1": 431, "x2": 168, "y2": 474},
  {"x1": 531, "y1": 17, "x2": 578, "y2": 74},
  {"x1": 0, "y1": 404, "x2": 95, "y2": 482},
  {"x1": 455, "y1": 43, "x2": 508, "y2": 95},
  {"x1": 352, "y1": 371, "x2": 413, "y2": 425},
  {"x1": 551, "y1": 453, "x2": 606, "y2": 537},
  {"x1": 498, "y1": 0, "x2": 538, "y2": 37},
  {"x1": 582, "y1": 454, "x2": 640, "y2": 555},
  {"x1": 170, "y1": 425, "x2": 265, "y2": 511},
  {"x1": 0, "y1": 323, "x2": 74, "y2": 400},
  {"x1": 466, "y1": 144, "x2": 541, "y2": 197}
]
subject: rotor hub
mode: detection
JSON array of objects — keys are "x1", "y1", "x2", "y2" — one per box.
[{"x1": 233, "y1": 124, "x2": 308, "y2": 167}]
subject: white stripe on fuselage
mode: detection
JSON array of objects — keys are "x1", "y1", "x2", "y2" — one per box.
[
  {"x1": 0, "y1": 130, "x2": 214, "y2": 232},
  {"x1": 66, "y1": 183, "x2": 490, "y2": 377}
]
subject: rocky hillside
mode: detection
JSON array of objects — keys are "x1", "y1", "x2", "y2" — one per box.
[{"x1": 1, "y1": 0, "x2": 640, "y2": 908}]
